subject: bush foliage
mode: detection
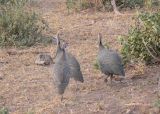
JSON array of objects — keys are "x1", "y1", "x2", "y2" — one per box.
[
  {"x1": 0, "y1": 107, "x2": 8, "y2": 114},
  {"x1": 66, "y1": 0, "x2": 160, "y2": 12},
  {"x1": 119, "y1": 12, "x2": 160, "y2": 65},
  {"x1": 116, "y1": 0, "x2": 144, "y2": 9},
  {"x1": 66, "y1": 0, "x2": 145, "y2": 11},
  {"x1": 0, "y1": 0, "x2": 28, "y2": 5},
  {"x1": 0, "y1": 0, "x2": 49, "y2": 48}
]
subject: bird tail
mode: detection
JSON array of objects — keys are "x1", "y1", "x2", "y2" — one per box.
[
  {"x1": 79, "y1": 72, "x2": 84, "y2": 83},
  {"x1": 74, "y1": 71, "x2": 84, "y2": 83}
]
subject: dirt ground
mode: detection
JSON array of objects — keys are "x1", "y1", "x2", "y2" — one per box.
[{"x1": 0, "y1": 0, "x2": 160, "y2": 114}]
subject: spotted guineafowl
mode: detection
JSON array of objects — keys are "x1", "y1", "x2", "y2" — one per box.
[
  {"x1": 53, "y1": 34, "x2": 70, "y2": 101},
  {"x1": 97, "y1": 33, "x2": 125, "y2": 84},
  {"x1": 62, "y1": 43, "x2": 84, "y2": 90}
]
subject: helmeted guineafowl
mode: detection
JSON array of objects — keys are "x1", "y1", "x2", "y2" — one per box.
[
  {"x1": 97, "y1": 33, "x2": 125, "y2": 84},
  {"x1": 62, "y1": 43, "x2": 84, "y2": 82},
  {"x1": 67, "y1": 53, "x2": 84, "y2": 83},
  {"x1": 53, "y1": 33, "x2": 70, "y2": 101},
  {"x1": 62, "y1": 42, "x2": 84, "y2": 90}
]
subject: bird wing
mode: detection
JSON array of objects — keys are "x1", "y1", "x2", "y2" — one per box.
[
  {"x1": 98, "y1": 49, "x2": 124, "y2": 75},
  {"x1": 99, "y1": 50, "x2": 123, "y2": 65},
  {"x1": 66, "y1": 53, "x2": 81, "y2": 69},
  {"x1": 66, "y1": 52, "x2": 84, "y2": 82}
]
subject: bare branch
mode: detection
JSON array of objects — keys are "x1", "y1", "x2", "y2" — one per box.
[
  {"x1": 111, "y1": 0, "x2": 122, "y2": 15},
  {"x1": 142, "y1": 37, "x2": 160, "y2": 61}
]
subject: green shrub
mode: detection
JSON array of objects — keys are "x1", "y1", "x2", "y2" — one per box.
[
  {"x1": 154, "y1": 99, "x2": 160, "y2": 108},
  {"x1": 0, "y1": 0, "x2": 28, "y2": 5},
  {"x1": 101, "y1": 0, "x2": 144, "y2": 11},
  {"x1": 66, "y1": 0, "x2": 145, "y2": 12},
  {"x1": 0, "y1": 107, "x2": 8, "y2": 114},
  {"x1": 152, "y1": 0, "x2": 160, "y2": 6},
  {"x1": 116, "y1": 0, "x2": 144, "y2": 9},
  {"x1": 66, "y1": 0, "x2": 159, "y2": 12},
  {"x1": 0, "y1": 0, "x2": 10, "y2": 4},
  {"x1": 0, "y1": 0, "x2": 9, "y2": 4},
  {"x1": 25, "y1": 111, "x2": 35, "y2": 114},
  {"x1": 66, "y1": 0, "x2": 92, "y2": 12},
  {"x1": 0, "y1": 0, "x2": 49, "y2": 48},
  {"x1": 94, "y1": 60, "x2": 100, "y2": 70},
  {"x1": 119, "y1": 12, "x2": 160, "y2": 65}
]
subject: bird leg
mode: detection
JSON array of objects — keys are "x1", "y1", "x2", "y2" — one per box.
[
  {"x1": 104, "y1": 75, "x2": 109, "y2": 83},
  {"x1": 61, "y1": 95, "x2": 63, "y2": 102},
  {"x1": 75, "y1": 81, "x2": 79, "y2": 91},
  {"x1": 110, "y1": 75, "x2": 113, "y2": 85}
]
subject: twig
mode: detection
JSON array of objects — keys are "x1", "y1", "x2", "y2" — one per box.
[
  {"x1": 142, "y1": 37, "x2": 160, "y2": 62},
  {"x1": 149, "y1": 44, "x2": 158, "y2": 55}
]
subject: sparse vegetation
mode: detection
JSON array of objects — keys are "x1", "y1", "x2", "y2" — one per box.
[
  {"x1": 154, "y1": 99, "x2": 160, "y2": 108},
  {"x1": 119, "y1": 12, "x2": 160, "y2": 65},
  {"x1": 25, "y1": 111, "x2": 35, "y2": 114},
  {"x1": 66, "y1": 0, "x2": 145, "y2": 12},
  {"x1": 0, "y1": 0, "x2": 29, "y2": 5},
  {"x1": 116, "y1": 0, "x2": 144, "y2": 9},
  {"x1": 0, "y1": 107, "x2": 8, "y2": 114},
  {"x1": 94, "y1": 60, "x2": 100, "y2": 70},
  {"x1": 66, "y1": 0, "x2": 92, "y2": 12},
  {"x1": 0, "y1": 0, "x2": 160, "y2": 114},
  {"x1": 0, "y1": 0, "x2": 50, "y2": 48}
]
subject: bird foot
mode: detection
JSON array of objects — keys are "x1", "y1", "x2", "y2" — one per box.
[
  {"x1": 61, "y1": 95, "x2": 64, "y2": 102},
  {"x1": 104, "y1": 78, "x2": 108, "y2": 83}
]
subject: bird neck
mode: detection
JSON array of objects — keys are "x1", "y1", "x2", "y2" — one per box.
[
  {"x1": 61, "y1": 49, "x2": 66, "y2": 60},
  {"x1": 99, "y1": 37, "x2": 105, "y2": 49},
  {"x1": 99, "y1": 43, "x2": 105, "y2": 50},
  {"x1": 55, "y1": 45, "x2": 61, "y2": 58}
]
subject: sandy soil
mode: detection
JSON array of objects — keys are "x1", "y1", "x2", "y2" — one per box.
[{"x1": 0, "y1": 0, "x2": 160, "y2": 114}]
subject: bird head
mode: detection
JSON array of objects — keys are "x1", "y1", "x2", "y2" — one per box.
[
  {"x1": 98, "y1": 33, "x2": 103, "y2": 46},
  {"x1": 98, "y1": 33, "x2": 105, "y2": 50}
]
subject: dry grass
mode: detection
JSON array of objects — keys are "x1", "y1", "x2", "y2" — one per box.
[{"x1": 0, "y1": 0, "x2": 160, "y2": 114}]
